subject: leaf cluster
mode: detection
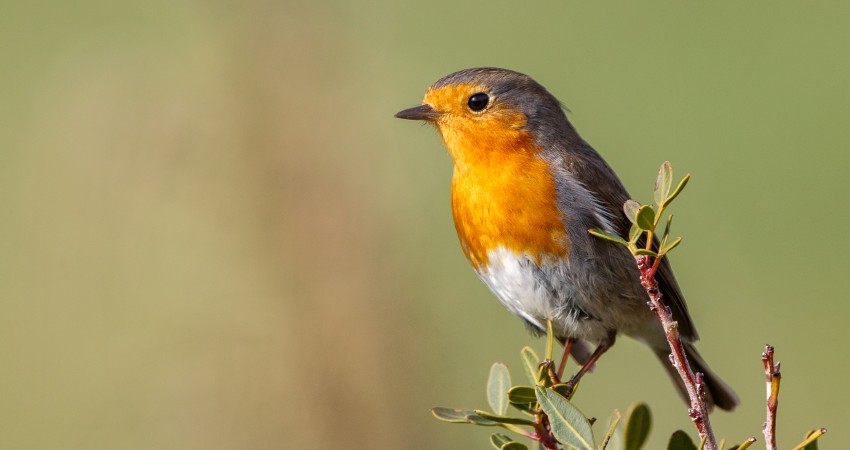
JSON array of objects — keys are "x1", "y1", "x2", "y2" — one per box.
[
  {"x1": 430, "y1": 323, "x2": 737, "y2": 450},
  {"x1": 589, "y1": 161, "x2": 687, "y2": 259},
  {"x1": 432, "y1": 343, "x2": 648, "y2": 450},
  {"x1": 431, "y1": 342, "x2": 823, "y2": 450}
]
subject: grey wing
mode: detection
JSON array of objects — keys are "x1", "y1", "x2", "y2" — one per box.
[{"x1": 557, "y1": 143, "x2": 699, "y2": 341}]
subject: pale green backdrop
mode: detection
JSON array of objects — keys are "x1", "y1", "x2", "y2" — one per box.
[{"x1": 1, "y1": 1, "x2": 848, "y2": 449}]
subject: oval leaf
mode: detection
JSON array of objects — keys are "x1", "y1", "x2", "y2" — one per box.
[
  {"x1": 659, "y1": 236, "x2": 682, "y2": 256},
  {"x1": 501, "y1": 443, "x2": 528, "y2": 450},
  {"x1": 535, "y1": 386, "x2": 595, "y2": 450},
  {"x1": 508, "y1": 401, "x2": 534, "y2": 415},
  {"x1": 487, "y1": 363, "x2": 511, "y2": 416},
  {"x1": 636, "y1": 205, "x2": 656, "y2": 231},
  {"x1": 465, "y1": 413, "x2": 500, "y2": 426},
  {"x1": 507, "y1": 385, "x2": 537, "y2": 404},
  {"x1": 662, "y1": 174, "x2": 690, "y2": 207},
  {"x1": 624, "y1": 200, "x2": 641, "y2": 224},
  {"x1": 490, "y1": 433, "x2": 513, "y2": 449},
  {"x1": 431, "y1": 407, "x2": 479, "y2": 423},
  {"x1": 589, "y1": 228, "x2": 628, "y2": 246},
  {"x1": 552, "y1": 383, "x2": 575, "y2": 400},
  {"x1": 473, "y1": 410, "x2": 536, "y2": 426},
  {"x1": 633, "y1": 248, "x2": 658, "y2": 257},
  {"x1": 654, "y1": 161, "x2": 673, "y2": 206},
  {"x1": 431, "y1": 407, "x2": 500, "y2": 426},
  {"x1": 662, "y1": 214, "x2": 673, "y2": 240},
  {"x1": 520, "y1": 347, "x2": 540, "y2": 385},
  {"x1": 623, "y1": 403, "x2": 652, "y2": 450},
  {"x1": 490, "y1": 433, "x2": 522, "y2": 450},
  {"x1": 667, "y1": 430, "x2": 697, "y2": 450},
  {"x1": 629, "y1": 223, "x2": 642, "y2": 243}
]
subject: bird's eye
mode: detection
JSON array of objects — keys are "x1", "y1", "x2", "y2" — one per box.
[{"x1": 467, "y1": 93, "x2": 490, "y2": 112}]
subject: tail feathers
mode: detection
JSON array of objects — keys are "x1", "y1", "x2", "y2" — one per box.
[{"x1": 655, "y1": 343, "x2": 739, "y2": 412}]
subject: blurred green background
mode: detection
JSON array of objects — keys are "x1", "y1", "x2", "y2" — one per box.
[{"x1": 1, "y1": 1, "x2": 848, "y2": 448}]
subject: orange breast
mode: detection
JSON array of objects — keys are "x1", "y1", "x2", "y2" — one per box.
[{"x1": 446, "y1": 126, "x2": 569, "y2": 270}]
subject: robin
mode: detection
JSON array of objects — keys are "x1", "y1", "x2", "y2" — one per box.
[{"x1": 395, "y1": 67, "x2": 738, "y2": 411}]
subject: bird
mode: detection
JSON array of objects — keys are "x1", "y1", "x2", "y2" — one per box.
[{"x1": 394, "y1": 67, "x2": 738, "y2": 411}]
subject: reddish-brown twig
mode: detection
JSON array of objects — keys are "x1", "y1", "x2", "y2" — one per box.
[
  {"x1": 762, "y1": 345, "x2": 781, "y2": 450},
  {"x1": 636, "y1": 255, "x2": 717, "y2": 450},
  {"x1": 534, "y1": 414, "x2": 560, "y2": 450}
]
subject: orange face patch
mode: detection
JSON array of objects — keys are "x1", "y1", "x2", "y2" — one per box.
[{"x1": 422, "y1": 84, "x2": 569, "y2": 269}]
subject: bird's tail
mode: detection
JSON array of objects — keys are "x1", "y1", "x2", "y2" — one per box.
[{"x1": 654, "y1": 343, "x2": 739, "y2": 412}]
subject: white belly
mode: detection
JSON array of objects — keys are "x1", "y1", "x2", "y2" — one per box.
[{"x1": 476, "y1": 246, "x2": 612, "y2": 342}]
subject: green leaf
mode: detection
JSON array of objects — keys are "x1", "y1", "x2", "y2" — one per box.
[
  {"x1": 729, "y1": 437, "x2": 756, "y2": 450},
  {"x1": 667, "y1": 430, "x2": 697, "y2": 450},
  {"x1": 793, "y1": 428, "x2": 826, "y2": 450},
  {"x1": 633, "y1": 248, "x2": 658, "y2": 257},
  {"x1": 659, "y1": 237, "x2": 682, "y2": 256},
  {"x1": 473, "y1": 410, "x2": 536, "y2": 426},
  {"x1": 507, "y1": 385, "x2": 536, "y2": 415},
  {"x1": 662, "y1": 174, "x2": 690, "y2": 207},
  {"x1": 490, "y1": 433, "x2": 513, "y2": 449},
  {"x1": 662, "y1": 214, "x2": 673, "y2": 241},
  {"x1": 629, "y1": 223, "x2": 642, "y2": 244},
  {"x1": 654, "y1": 161, "x2": 673, "y2": 207},
  {"x1": 589, "y1": 228, "x2": 628, "y2": 246},
  {"x1": 465, "y1": 414, "x2": 501, "y2": 426},
  {"x1": 534, "y1": 386, "x2": 595, "y2": 450},
  {"x1": 552, "y1": 383, "x2": 574, "y2": 400},
  {"x1": 431, "y1": 407, "x2": 476, "y2": 423},
  {"x1": 636, "y1": 205, "x2": 655, "y2": 231},
  {"x1": 801, "y1": 437, "x2": 820, "y2": 450},
  {"x1": 507, "y1": 386, "x2": 537, "y2": 404},
  {"x1": 488, "y1": 363, "x2": 511, "y2": 416},
  {"x1": 659, "y1": 214, "x2": 673, "y2": 250},
  {"x1": 536, "y1": 362, "x2": 552, "y2": 388},
  {"x1": 431, "y1": 407, "x2": 498, "y2": 426},
  {"x1": 624, "y1": 199, "x2": 641, "y2": 224},
  {"x1": 520, "y1": 346, "x2": 540, "y2": 385},
  {"x1": 623, "y1": 403, "x2": 651, "y2": 450},
  {"x1": 600, "y1": 410, "x2": 621, "y2": 450},
  {"x1": 508, "y1": 401, "x2": 534, "y2": 415},
  {"x1": 500, "y1": 443, "x2": 528, "y2": 450},
  {"x1": 491, "y1": 433, "x2": 528, "y2": 450}
]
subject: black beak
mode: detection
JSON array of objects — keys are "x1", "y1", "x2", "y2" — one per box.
[{"x1": 394, "y1": 104, "x2": 440, "y2": 121}]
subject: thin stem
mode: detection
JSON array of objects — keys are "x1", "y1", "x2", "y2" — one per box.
[
  {"x1": 791, "y1": 428, "x2": 827, "y2": 450},
  {"x1": 534, "y1": 414, "x2": 560, "y2": 450},
  {"x1": 645, "y1": 204, "x2": 667, "y2": 251},
  {"x1": 501, "y1": 424, "x2": 538, "y2": 440},
  {"x1": 556, "y1": 338, "x2": 574, "y2": 380},
  {"x1": 736, "y1": 437, "x2": 757, "y2": 450},
  {"x1": 635, "y1": 255, "x2": 717, "y2": 450},
  {"x1": 649, "y1": 253, "x2": 663, "y2": 278},
  {"x1": 762, "y1": 345, "x2": 780, "y2": 450}
]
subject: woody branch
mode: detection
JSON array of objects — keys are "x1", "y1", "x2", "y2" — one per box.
[
  {"x1": 762, "y1": 345, "x2": 780, "y2": 450},
  {"x1": 636, "y1": 255, "x2": 717, "y2": 450}
]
